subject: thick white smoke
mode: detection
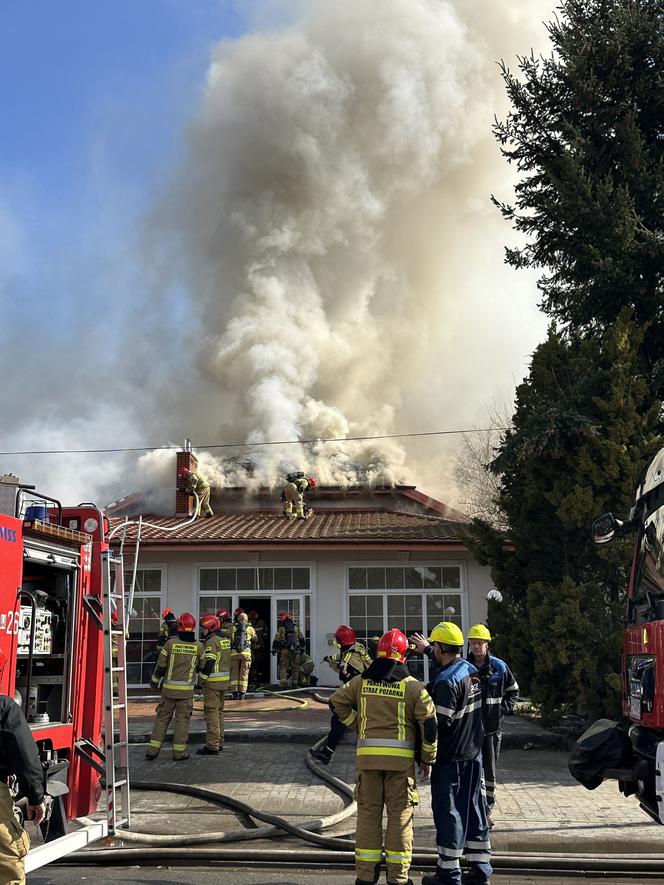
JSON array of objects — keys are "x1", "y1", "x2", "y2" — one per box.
[{"x1": 145, "y1": 0, "x2": 551, "y2": 499}]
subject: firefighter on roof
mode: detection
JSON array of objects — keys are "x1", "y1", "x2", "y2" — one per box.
[
  {"x1": 421, "y1": 622, "x2": 491, "y2": 885},
  {"x1": 178, "y1": 466, "x2": 214, "y2": 518},
  {"x1": 330, "y1": 629, "x2": 437, "y2": 885},
  {"x1": 0, "y1": 695, "x2": 46, "y2": 885},
  {"x1": 272, "y1": 612, "x2": 304, "y2": 688},
  {"x1": 146, "y1": 612, "x2": 204, "y2": 761},
  {"x1": 197, "y1": 614, "x2": 231, "y2": 755},
  {"x1": 466, "y1": 624, "x2": 519, "y2": 822},
  {"x1": 281, "y1": 472, "x2": 317, "y2": 519},
  {"x1": 311, "y1": 625, "x2": 372, "y2": 765},
  {"x1": 230, "y1": 611, "x2": 256, "y2": 700},
  {"x1": 157, "y1": 607, "x2": 178, "y2": 651}
]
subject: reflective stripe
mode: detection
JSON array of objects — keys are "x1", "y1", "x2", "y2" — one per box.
[
  {"x1": 397, "y1": 700, "x2": 406, "y2": 741},
  {"x1": 148, "y1": 740, "x2": 162, "y2": 749},
  {"x1": 358, "y1": 738, "x2": 414, "y2": 749},
  {"x1": 385, "y1": 849, "x2": 412, "y2": 861},
  {"x1": 420, "y1": 689, "x2": 430, "y2": 703},
  {"x1": 438, "y1": 847, "x2": 463, "y2": 858},
  {"x1": 466, "y1": 840, "x2": 491, "y2": 850},
  {"x1": 355, "y1": 848, "x2": 382, "y2": 861},
  {"x1": 165, "y1": 679, "x2": 195, "y2": 686},
  {"x1": 340, "y1": 710, "x2": 357, "y2": 726},
  {"x1": 485, "y1": 697, "x2": 502, "y2": 705},
  {"x1": 163, "y1": 681, "x2": 195, "y2": 691},
  {"x1": 437, "y1": 858, "x2": 460, "y2": 869},
  {"x1": 172, "y1": 743, "x2": 187, "y2": 751},
  {"x1": 357, "y1": 747, "x2": 415, "y2": 758},
  {"x1": 436, "y1": 699, "x2": 482, "y2": 719},
  {"x1": 436, "y1": 704, "x2": 455, "y2": 717},
  {"x1": 422, "y1": 741, "x2": 437, "y2": 754},
  {"x1": 209, "y1": 671, "x2": 230, "y2": 680},
  {"x1": 466, "y1": 852, "x2": 491, "y2": 862},
  {"x1": 359, "y1": 696, "x2": 367, "y2": 739}
]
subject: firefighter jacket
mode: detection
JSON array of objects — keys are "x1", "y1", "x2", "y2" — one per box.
[
  {"x1": 272, "y1": 623, "x2": 304, "y2": 652},
  {"x1": 431, "y1": 657, "x2": 484, "y2": 763},
  {"x1": 157, "y1": 616, "x2": 178, "y2": 650},
  {"x1": 150, "y1": 634, "x2": 204, "y2": 699},
  {"x1": 231, "y1": 623, "x2": 257, "y2": 658},
  {"x1": 251, "y1": 618, "x2": 267, "y2": 645},
  {"x1": 184, "y1": 471, "x2": 209, "y2": 494},
  {"x1": 200, "y1": 631, "x2": 231, "y2": 689},
  {"x1": 330, "y1": 661, "x2": 437, "y2": 772},
  {"x1": 0, "y1": 695, "x2": 44, "y2": 805},
  {"x1": 467, "y1": 653, "x2": 519, "y2": 736},
  {"x1": 327, "y1": 642, "x2": 372, "y2": 682},
  {"x1": 220, "y1": 619, "x2": 234, "y2": 641}
]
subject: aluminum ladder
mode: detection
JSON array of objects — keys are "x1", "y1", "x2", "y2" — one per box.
[{"x1": 102, "y1": 550, "x2": 131, "y2": 834}]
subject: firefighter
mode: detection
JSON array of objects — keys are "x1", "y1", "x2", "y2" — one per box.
[
  {"x1": 311, "y1": 625, "x2": 372, "y2": 765},
  {"x1": 330, "y1": 629, "x2": 438, "y2": 885},
  {"x1": 272, "y1": 612, "x2": 304, "y2": 688},
  {"x1": 281, "y1": 472, "x2": 317, "y2": 519},
  {"x1": 296, "y1": 651, "x2": 317, "y2": 686},
  {"x1": 421, "y1": 623, "x2": 492, "y2": 885},
  {"x1": 146, "y1": 612, "x2": 204, "y2": 761},
  {"x1": 157, "y1": 607, "x2": 178, "y2": 651},
  {"x1": 216, "y1": 608, "x2": 234, "y2": 641},
  {"x1": 0, "y1": 695, "x2": 46, "y2": 885},
  {"x1": 466, "y1": 624, "x2": 519, "y2": 822},
  {"x1": 197, "y1": 614, "x2": 231, "y2": 755},
  {"x1": 230, "y1": 611, "x2": 256, "y2": 700},
  {"x1": 178, "y1": 466, "x2": 214, "y2": 518},
  {"x1": 248, "y1": 609, "x2": 267, "y2": 686}
]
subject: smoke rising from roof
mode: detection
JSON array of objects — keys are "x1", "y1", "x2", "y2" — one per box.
[{"x1": 0, "y1": 0, "x2": 552, "y2": 510}]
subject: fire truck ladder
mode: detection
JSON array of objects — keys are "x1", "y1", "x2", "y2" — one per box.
[{"x1": 102, "y1": 549, "x2": 131, "y2": 834}]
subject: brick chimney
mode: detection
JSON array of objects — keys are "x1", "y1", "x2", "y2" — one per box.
[{"x1": 175, "y1": 439, "x2": 198, "y2": 517}]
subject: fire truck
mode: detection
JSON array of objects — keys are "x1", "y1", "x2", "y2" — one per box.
[
  {"x1": 0, "y1": 476, "x2": 130, "y2": 871},
  {"x1": 571, "y1": 445, "x2": 664, "y2": 824}
]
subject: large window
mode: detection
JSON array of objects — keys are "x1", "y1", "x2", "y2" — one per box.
[
  {"x1": 347, "y1": 565, "x2": 463, "y2": 680},
  {"x1": 199, "y1": 566, "x2": 310, "y2": 594},
  {"x1": 125, "y1": 568, "x2": 162, "y2": 685}
]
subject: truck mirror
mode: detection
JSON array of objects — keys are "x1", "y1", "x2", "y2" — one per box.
[{"x1": 592, "y1": 513, "x2": 616, "y2": 545}]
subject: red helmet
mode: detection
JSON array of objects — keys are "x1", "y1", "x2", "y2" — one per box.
[
  {"x1": 234, "y1": 607, "x2": 245, "y2": 616},
  {"x1": 177, "y1": 612, "x2": 196, "y2": 632},
  {"x1": 217, "y1": 608, "x2": 231, "y2": 621},
  {"x1": 307, "y1": 477, "x2": 317, "y2": 488},
  {"x1": 248, "y1": 610, "x2": 258, "y2": 620},
  {"x1": 279, "y1": 611, "x2": 292, "y2": 623},
  {"x1": 162, "y1": 608, "x2": 174, "y2": 619},
  {"x1": 335, "y1": 625, "x2": 356, "y2": 646},
  {"x1": 377, "y1": 629, "x2": 409, "y2": 663},
  {"x1": 200, "y1": 614, "x2": 220, "y2": 633},
  {"x1": 179, "y1": 467, "x2": 190, "y2": 477}
]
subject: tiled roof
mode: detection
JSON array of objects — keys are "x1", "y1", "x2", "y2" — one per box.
[{"x1": 108, "y1": 509, "x2": 469, "y2": 547}]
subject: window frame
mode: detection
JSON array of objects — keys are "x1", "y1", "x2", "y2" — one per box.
[{"x1": 125, "y1": 563, "x2": 166, "y2": 687}]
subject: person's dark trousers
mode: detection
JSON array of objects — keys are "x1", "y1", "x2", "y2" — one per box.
[
  {"x1": 326, "y1": 712, "x2": 347, "y2": 750},
  {"x1": 427, "y1": 758, "x2": 492, "y2": 884},
  {"x1": 481, "y1": 732, "x2": 502, "y2": 809}
]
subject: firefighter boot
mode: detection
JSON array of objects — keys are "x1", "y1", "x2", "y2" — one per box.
[
  {"x1": 461, "y1": 870, "x2": 491, "y2": 885},
  {"x1": 354, "y1": 865, "x2": 382, "y2": 885},
  {"x1": 196, "y1": 746, "x2": 220, "y2": 755},
  {"x1": 310, "y1": 744, "x2": 333, "y2": 765}
]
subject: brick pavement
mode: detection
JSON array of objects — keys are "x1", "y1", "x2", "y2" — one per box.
[{"x1": 122, "y1": 739, "x2": 664, "y2": 855}]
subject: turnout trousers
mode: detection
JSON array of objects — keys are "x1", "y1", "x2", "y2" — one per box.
[
  {"x1": 195, "y1": 485, "x2": 213, "y2": 517},
  {"x1": 430, "y1": 758, "x2": 492, "y2": 884},
  {"x1": 230, "y1": 654, "x2": 251, "y2": 694},
  {"x1": 202, "y1": 684, "x2": 226, "y2": 750},
  {"x1": 481, "y1": 731, "x2": 502, "y2": 809},
  {"x1": 278, "y1": 648, "x2": 300, "y2": 687},
  {"x1": 355, "y1": 768, "x2": 417, "y2": 885},
  {"x1": 0, "y1": 782, "x2": 30, "y2": 885},
  {"x1": 147, "y1": 696, "x2": 194, "y2": 759}
]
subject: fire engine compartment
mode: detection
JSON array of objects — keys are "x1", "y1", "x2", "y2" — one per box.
[{"x1": 16, "y1": 549, "x2": 78, "y2": 728}]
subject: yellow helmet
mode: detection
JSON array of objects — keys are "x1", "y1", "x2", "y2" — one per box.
[
  {"x1": 467, "y1": 624, "x2": 492, "y2": 641},
  {"x1": 428, "y1": 622, "x2": 464, "y2": 646}
]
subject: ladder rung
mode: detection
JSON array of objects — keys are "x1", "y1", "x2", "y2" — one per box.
[
  {"x1": 111, "y1": 779, "x2": 128, "y2": 788},
  {"x1": 112, "y1": 666, "x2": 125, "y2": 673},
  {"x1": 107, "y1": 703, "x2": 126, "y2": 710}
]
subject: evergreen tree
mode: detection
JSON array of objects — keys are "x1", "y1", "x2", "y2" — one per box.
[
  {"x1": 468, "y1": 313, "x2": 660, "y2": 718},
  {"x1": 494, "y1": 0, "x2": 664, "y2": 392}
]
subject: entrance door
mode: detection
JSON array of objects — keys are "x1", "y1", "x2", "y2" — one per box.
[
  {"x1": 238, "y1": 596, "x2": 271, "y2": 687},
  {"x1": 272, "y1": 595, "x2": 305, "y2": 684}
]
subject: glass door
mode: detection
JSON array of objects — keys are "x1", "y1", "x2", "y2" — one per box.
[{"x1": 272, "y1": 595, "x2": 305, "y2": 684}]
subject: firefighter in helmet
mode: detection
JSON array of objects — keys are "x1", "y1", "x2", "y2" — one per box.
[
  {"x1": 466, "y1": 623, "x2": 519, "y2": 821},
  {"x1": 156, "y1": 607, "x2": 178, "y2": 651},
  {"x1": 197, "y1": 614, "x2": 231, "y2": 755},
  {"x1": 248, "y1": 609, "x2": 267, "y2": 686},
  {"x1": 216, "y1": 608, "x2": 234, "y2": 642},
  {"x1": 146, "y1": 612, "x2": 204, "y2": 761},
  {"x1": 178, "y1": 466, "x2": 214, "y2": 518},
  {"x1": 311, "y1": 625, "x2": 372, "y2": 765},
  {"x1": 272, "y1": 612, "x2": 304, "y2": 688},
  {"x1": 296, "y1": 651, "x2": 317, "y2": 686},
  {"x1": 281, "y1": 472, "x2": 317, "y2": 519},
  {"x1": 330, "y1": 629, "x2": 437, "y2": 885},
  {"x1": 421, "y1": 622, "x2": 491, "y2": 885},
  {"x1": 0, "y1": 694, "x2": 46, "y2": 885},
  {"x1": 230, "y1": 611, "x2": 256, "y2": 700}
]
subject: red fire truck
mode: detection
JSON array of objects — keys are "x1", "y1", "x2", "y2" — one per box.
[
  {"x1": 0, "y1": 479, "x2": 129, "y2": 871},
  {"x1": 572, "y1": 445, "x2": 664, "y2": 823}
]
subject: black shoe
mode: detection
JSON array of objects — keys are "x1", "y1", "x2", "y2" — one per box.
[
  {"x1": 145, "y1": 752, "x2": 158, "y2": 760},
  {"x1": 172, "y1": 753, "x2": 189, "y2": 761},
  {"x1": 387, "y1": 881, "x2": 413, "y2": 885},
  {"x1": 421, "y1": 875, "x2": 444, "y2": 885},
  {"x1": 354, "y1": 880, "x2": 375, "y2": 885},
  {"x1": 310, "y1": 745, "x2": 333, "y2": 765},
  {"x1": 461, "y1": 871, "x2": 491, "y2": 885},
  {"x1": 196, "y1": 746, "x2": 219, "y2": 755},
  {"x1": 238, "y1": 693, "x2": 246, "y2": 701}
]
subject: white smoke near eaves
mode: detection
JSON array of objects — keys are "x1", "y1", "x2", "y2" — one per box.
[{"x1": 140, "y1": 0, "x2": 551, "y2": 500}]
